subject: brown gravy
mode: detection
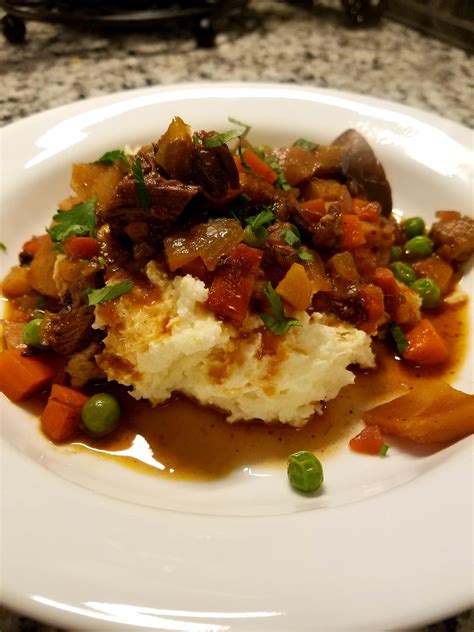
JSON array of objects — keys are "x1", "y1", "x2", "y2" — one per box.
[{"x1": 69, "y1": 301, "x2": 468, "y2": 481}]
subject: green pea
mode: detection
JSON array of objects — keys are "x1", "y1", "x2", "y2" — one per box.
[
  {"x1": 287, "y1": 450, "x2": 324, "y2": 493},
  {"x1": 81, "y1": 393, "x2": 121, "y2": 438},
  {"x1": 410, "y1": 278, "x2": 441, "y2": 308},
  {"x1": 405, "y1": 235, "x2": 433, "y2": 258},
  {"x1": 403, "y1": 217, "x2": 425, "y2": 238},
  {"x1": 389, "y1": 245, "x2": 402, "y2": 262},
  {"x1": 243, "y1": 224, "x2": 267, "y2": 248},
  {"x1": 23, "y1": 318, "x2": 44, "y2": 349},
  {"x1": 389, "y1": 261, "x2": 417, "y2": 286}
]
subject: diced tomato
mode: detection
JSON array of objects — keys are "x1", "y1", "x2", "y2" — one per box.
[
  {"x1": 340, "y1": 214, "x2": 366, "y2": 250},
  {"x1": 63, "y1": 236, "x2": 100, "y2": 259},
  {"x1": 207, "y1": 244, "x2": 262, "y2": 322},
  {"x1": 360, "y1": 284, "x2": 385, "y2": 334},
  {"x1": 372, "y1": 267, "x2": 399, "y2": 296},
  {"x1": 352, "y1": 198, "x2": 381, "y2": 223},
  {"x1": 350, "y1": 425, "x2": 385, "y2": 455}
]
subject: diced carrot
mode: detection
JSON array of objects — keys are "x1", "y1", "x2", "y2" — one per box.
[
  {"x1": 63, "y1": 236, "x2": 100, "y2": 259},
  {"x1": 41, "y1": 384, "x2": 89, "y2": 442},
  {"x1": 236, "y1": 149, "x2": 278, "y2": 184},
  {"x1": 207, "y1": 244, "x2": 262, "y2": 322},
  {"x1": 403, "y1": 319, "x2": 449, "y2": 365},
  {"x1": 179, "y1": 257, "x2": 209, "y2": 283},
  {"x1": 372, "y1": 267, "x2": 398, "y2": 296},
  {"x1": 412, "y1": 256, "x2": 453, "y2": 295},
  {"x1": 340, "y1": 214, "x2": 366, "y2": 250},
  {"x1": 360, "y1": 284, "x2": 385, "y2": 334},
  {"x1": 351, "y1": 198, "x2": 381, "y2": 223},
  {"x1": 300, "y1": 198, "x2": 326, "y2": 215},
  {"x1": 0, "y1": 349, "x2": 57, "y2": 402},
  {"x1": 349, "y1": 425, "x2": 385, "y2": 455},
  {"x1": 22, "y1": 236, "x2": 42, "y2": 256}
]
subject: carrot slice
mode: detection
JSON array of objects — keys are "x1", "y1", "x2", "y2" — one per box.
[
  {"x1": 349, "y1": 425, "x2": 385, "y2": 455},
  {"x1": 63, "y1": 236, "x2": 100, "y2": 259},
  {"x1": 236, "y1": 149, "x2": 278, "y2": 184},
  {"x1": 300, "y1": 198, "x2": 326, "y2": 214},
  {"x1": 41, "y1": 384, "x2": 89, "y2": 442},
  {"x1": 403, "y1": 319, "x2": 449, "y2": 365},
  {"x1": 372, "y1": 267, "x2": 398, "y2": 296},
  {"x1": 351, "y1": 199, "x2": 381, "y2": 222},
  {"x1": 360, "y1": 284, "x2": 385, "y2": 334},
  {"x1": 341, "y1": 214, "x2": 366, "y2": 250},
  {"x1": 0, "y1": 349, "x2": 57, "y2": 401}
]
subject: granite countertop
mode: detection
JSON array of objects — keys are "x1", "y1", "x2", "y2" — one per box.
[{"x1": 0, "y1": 1, "x2": 472, "y2": 630}]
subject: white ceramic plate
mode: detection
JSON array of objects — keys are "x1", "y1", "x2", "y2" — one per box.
[{"x1": 1, "y1": 84, "x2": 473, "y2": 631}]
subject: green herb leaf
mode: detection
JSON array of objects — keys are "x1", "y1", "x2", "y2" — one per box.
[
  {"x1": 379, "y1": 444, "x2": 390, "y2": 457},
  {"x1": 239, "y1": 194, "x2": 251, "y2": 203},
  {"x1": 132, "y1": 157, "x2": 151, "y2": 209},
  {"x1": 0, "y1": 242, "x2": 7, "y2": 253},
  {"x1": 87, "y1": 280, "x2": 134, "y2": 306},
  {"x1": 264, "y1": 156, "x2": 291, "y2": 191},
  {"x1": 281, "y1": 226, "x2": 301, "y2": 246},
  {"x1": 95, "y1": 149, "x2": 129, "y2": 168},
  {"x1": 297, "y1": 248, "x2": 314, "y2": 262},
  {"x1": 238, "y1": 145, "x2": 251, "y2": 172},
  {"x1": 245, "y1": 208, "x2": 275, "y2": 232},
  {"x1": 47, "y1": 199, "x2": 97, "y2": 252},
  {"x1": 205, "y1": 130, "x2": 242, "y2": 148},
  {"x1": 292, "y1": 138, "x2": 318, "y2": 151},
  {"x1": 228, "y1": 117, "x2": 251, "y2": 139},
  {"x1": 390, "y1": 323, "x2": 408, "y2": 354},
  {"x1": 259, "y1": 282, "x2": 301, "y2": 336},
  {"x1": 97, "y1": 256, "x2": 106, "y2": 267}
]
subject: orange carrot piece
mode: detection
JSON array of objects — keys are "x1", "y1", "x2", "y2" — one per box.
[
  {"x1": 349, "y1": 425, "x2": 384, "y2": 455},
  {"x1": 0, "y1": 349, "x2": 57, "y2": 402},
  {"x1": 236, "y1": 149, "x2": 278, "y2": 184},
  {"x1": 41, "y1": 399, "x2": 81, "y2": 442},
  {"x1": 341, "y1": 214, "x2": 366, "y2": 250},
  {"x1": 63, "y1": 236, "x2": 100, "y2": 259},
  {"x1": 372, "y1": 267, "x2": 398, "y2": 296},
  {"x1": 403, "y1": 319, "x2": 449, "y2": 365},
  {"x1": 49, "y1": 384, "x2": 89, "y2": 410},
  {"x1": 41, "y1": 384, "x2": 89, "y2": 442}
]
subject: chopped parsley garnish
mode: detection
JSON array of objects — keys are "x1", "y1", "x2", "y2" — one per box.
[
  {"x1": 379, "y1": 444, "x2": 390, "y2": 457},
  {"x1": 47, "y1": 199, "x2": 96, "y2": 252},
  {"x1": 132, "y1": 157, "x2": 151, "y2": 209},
  {"x1": 260, "y1": 282, "x2": 301, "y2": 336},
  {"x1": 390, "y1": 323, "x2": 408, "y2": 354},
  {"x1": 97, "y1": 256, "x2": 106, "y2": 267},
  {"x1": 297, "y1": 248, "x2": 314, "y2": 262},
  {"x1": 264, "y1": 156, "x2": 291, "y2": 191},
  {"x1": 293, "y1": 138, "x2": 318, "y2": 151},
  {"x1": 237, "y1": 145, "x2": 251, "y2": 172},
  {"x1": 0, "y1": 242, "x2": 7, "y2": 253},
  {"x1": 281, "y1": 226, "x2": 301, "y2": 246},
  {"x1": 245, "y1": 208, "x2": 275, "y2": 232},
  {"x1": 205, "y1": 129, "x2": 242, "y2": 148},
  {"x1": 228, "y1": 117, "x2": 251, "y2": 139},
  {"x1": 95, "y1": 149, "x2": 129, "y2": 168},
  {"x1": 87, "y1": 280, "x2": 134, "y2": 306}
]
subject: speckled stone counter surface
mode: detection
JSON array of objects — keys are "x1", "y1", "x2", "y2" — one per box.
[{"x1": 0, "y1": 1, "x2": 472, "y2": 630}]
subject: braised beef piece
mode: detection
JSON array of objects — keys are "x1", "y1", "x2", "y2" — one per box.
[
  {"x1": 308, "y1": 205, "x2": 343, "y2": 250},
  {"x1": 66, "y1": 341, "x2": 105, "y2": 388},
  {"x1": 190, "y1": 143, "x2": 240, "y2": 199},
  {"x1": 41, "y1": 305, "x2": 96, "y2": 355},
  {"x1": 332, "y1": 129, "x2": 392, "y2": 217},
  {"x1": 262, "y1": 222, "x2": 299, "y2": 280},
  {"x1": 430, "y1": 213, "x2": 474, "y2": 263},
  {"x1": 240, "y1": 172, "x2": 276, "y2": 206}
]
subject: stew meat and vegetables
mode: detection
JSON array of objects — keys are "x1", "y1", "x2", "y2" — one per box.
[{"x1": 1, "y1": 117, "x2": 473, "y2": 483}]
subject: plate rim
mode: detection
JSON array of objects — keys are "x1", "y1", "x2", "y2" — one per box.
[{"x1": 1, "y1": 82, "x2": 473, "y2": 631}]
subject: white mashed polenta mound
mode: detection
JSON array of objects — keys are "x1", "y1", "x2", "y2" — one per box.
[{"x1": 94, "y1": 261, "x2": 374, "y2": 426}]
